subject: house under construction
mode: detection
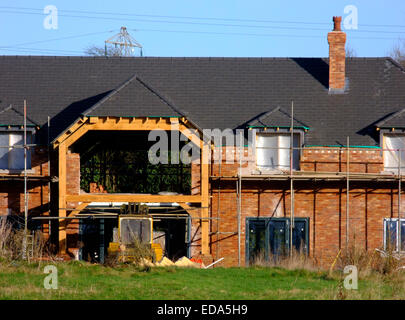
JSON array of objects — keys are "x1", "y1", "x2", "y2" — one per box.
[{"x1": 1, "y1": 17, "x2": 405, "y2": 267}]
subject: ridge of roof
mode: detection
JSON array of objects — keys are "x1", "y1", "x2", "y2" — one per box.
[
  {"x1": 376, "y1": 107, "x2": 405, "y2": 128},
  {"x1": 247, "y1": 106, "x2": 310, "y2": 129},
  {"x1": 82, "y1": 73, "x2": 183, "y2": 118},
  {"x1": 0, "y1": 104, "x2": 38, "y2": 126},
  {"x1": 0, "y1": 55, "x2": 393, "y2": 62}
]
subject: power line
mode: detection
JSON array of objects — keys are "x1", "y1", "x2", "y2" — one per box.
[
  {"x1": 0, "y1": 47, "x2": 82, "y2": 55},
  {"x1": 133, "y1": 28, "x2": 401, "y2": 41},
  {"x1": 0, "y1": 30, "x2": 114, "y2": 49},
  {"x1": 1, "y1": 8, "x2": 405, "y2": 36},
  {"x1": 0, "y1": 27, "x2": 400, "y2": 56},
  {"x1": 2, "y1": 5, "x2": 405, "y2": 29},
  {"x1": 2, "y1": 47, "x2": 83, "y2": 54},
  {"x1": 0, "y1": 6, "x2": 330, "y2": 25}
]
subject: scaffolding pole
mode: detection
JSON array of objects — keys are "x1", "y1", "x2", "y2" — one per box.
[
  {"x1": 23, "y1": 100, "x2": 28, "y2": 260},
  {"x1": 47, "y1": 116, "x2": 51, "y2": 237},
  {"x1": 237, "y1": 131, "x2": 243, "y2": 267},
  {"x1": 216, "y1": 145, "x2": 222, "y2": 261},
  {"x1": 290, "y1": 101, "x2": 294, "y2": 257},
  {"x1": 398, "y1": 150, "x2": 401, "y2": 252},
  {"x1": 346, "y1": 136, "x2": 350, "y2": 249}
]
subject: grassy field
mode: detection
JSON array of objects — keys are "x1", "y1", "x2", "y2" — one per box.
[{"x1": 0, "y1": 259, "x2": 402, "y2": 300}]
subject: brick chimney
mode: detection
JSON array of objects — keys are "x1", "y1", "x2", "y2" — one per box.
[{"x1": 327, "y1": 16, "x2": 346, "y2": 91}]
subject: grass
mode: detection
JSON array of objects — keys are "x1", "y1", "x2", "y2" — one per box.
[{"x1": 0, "y1": 259, "x2": 403, "y2": 300}]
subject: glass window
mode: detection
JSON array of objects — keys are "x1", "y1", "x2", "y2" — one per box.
[
  {"x1": 384, "y1": 218, "x2": 405, "y2": 251},
  {"x1": 120, "y1": 218, "x2": 151, "y2": 244},
  {"x1": 246, "y1": 217, "x2": 309, "y2": 265},
  {"x1": 256, "y1": 133, "x2": 300, "y2": 170}
]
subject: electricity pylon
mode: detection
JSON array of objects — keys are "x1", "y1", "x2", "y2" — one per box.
[{"x1": 105, "y1": 27, "x2": 143, "y2": 57}]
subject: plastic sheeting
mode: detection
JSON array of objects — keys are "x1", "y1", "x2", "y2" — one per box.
[
  {"x1": 0, "y1": 132, "x2": 31, "y2": 170},
  {"x1": 256, "y1": 133, "x2": 300, "y2": 170},
  {"x1": 0, "y1": 134, "x2": 8, "y2": 169},
  {"x1": 9, "y1": 133, "x2": 24, "y2": 170},
  {"x1": 384, "y1": 134, "x2": 405, "y2": 173}
]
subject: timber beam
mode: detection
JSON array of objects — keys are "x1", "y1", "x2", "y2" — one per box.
[
  {"x1": 55, "y1": 115, "x2": 211, "y2": 256},
  {"x1": 65, "y1": 194, "x2": 202, "y2": 203}
]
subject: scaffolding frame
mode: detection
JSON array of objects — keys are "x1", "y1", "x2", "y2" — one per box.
[{"x1": 211, "y1": 102, "x2": 405, "y2": 266}]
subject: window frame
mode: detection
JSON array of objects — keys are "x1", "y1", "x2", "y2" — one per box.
[{"x1": 245, "y1": 217, "x2": 309, "y2": 266}]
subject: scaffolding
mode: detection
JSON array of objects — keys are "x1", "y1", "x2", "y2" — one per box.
[
  {"x1": 0, "y1": 100, "x2": 45, "y2": 260},
  {"x1": 211, "y1": 101, "x2": 405, "y2": 266},
  {"x1": 11, "y1": 101, "x2": 405, "y2": 263}
]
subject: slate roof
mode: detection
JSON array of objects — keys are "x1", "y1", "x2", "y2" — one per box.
[
  {"x1": 375, "y1": 108, "x2": 405, "y2": 128},
  {"x1": 1, "y1": 56, "x2": 405, "y2": 146},
  {"x1": 0, "y1": 105, "x2": 37, "y2": 127},
  {"x1": 83, "y1": 74, "x2": 182, "y2": 118},
  {"x1": 246, "y1": 106, "x2": 309, "y2": 129}
]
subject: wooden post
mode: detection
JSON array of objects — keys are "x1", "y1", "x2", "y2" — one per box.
[{"x1": 58, "y1": 142, "x2": 67, "y2": 254}]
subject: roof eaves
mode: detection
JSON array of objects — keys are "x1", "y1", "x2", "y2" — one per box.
[{"x1": 375, "y1": 108, "x2": 405, "y2": 128}]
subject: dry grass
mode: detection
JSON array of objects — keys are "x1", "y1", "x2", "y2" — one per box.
[
  {"x1": 0, "y1": 219, "x2": 48, "y2": 262},
  {"x1": 251, "y1": 250, "x2": 317, "y2": 271},
  {"x1": 105, "y1": 237, "x2": 155, "y2": 267},
  {"x1": 329, "y1": 244, "x2": 405, "y2": 299},
  {"x1": 337, "y1": 245, "x2": 405, "y2": 276}
]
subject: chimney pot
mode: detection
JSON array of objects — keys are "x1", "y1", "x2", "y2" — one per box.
[{"x1": 333, "y1": 16, "x2": 342, "y2": 31}]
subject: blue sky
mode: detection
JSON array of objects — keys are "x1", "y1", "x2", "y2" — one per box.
[{"x1": 0, "y1": 0, "x2": 405, "y2": 57}]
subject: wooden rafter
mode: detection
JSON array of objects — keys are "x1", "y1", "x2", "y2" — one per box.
[{"x1": 67, "y1": 202, "x2": 90, "y2": 217}]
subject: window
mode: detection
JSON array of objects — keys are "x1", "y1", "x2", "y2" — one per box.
[
  {"x1": 0, "y1": 132, "x2": 31, "y2": 170},
  {"x1": 383, "y1": 134, "x2": 405, "y2": 173},
  {"x1": 256, "y1": 133, "x2": 300, "y2": 170},
  {"x1": 384, "y1": 218, "x2": 405, "y2": 251},
  {"x1": 246, "y1": 217, "x2": 309, "y2": 264}
]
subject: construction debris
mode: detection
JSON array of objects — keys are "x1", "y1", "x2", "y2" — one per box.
[
  {"x1": 156, "y1": 257, "x2": 175, "y2": 267},
  {"x1": 174, "y1": 256, "x2": 200, "y2": 268}
]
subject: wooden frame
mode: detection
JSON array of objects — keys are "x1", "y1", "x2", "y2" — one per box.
[{"x1": 54, "y1": 116, "x2": 210, "y2": 256}]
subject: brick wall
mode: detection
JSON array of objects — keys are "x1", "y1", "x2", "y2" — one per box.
[
  {"x1": 328, "y1": 17, "x2": 346, "y2": 91},
  {"x1": 0, "y1": 146, "x2": 50, "y2": 234},
  {"x1": 58, "y1": 140, "x2": 397, "y2": 268},
  {"x1": 65, "y1": 151, "x2": 81, "y2": 254},
  {"x1": 204, "y1": 146, "x2": 397, "y2": 268}
]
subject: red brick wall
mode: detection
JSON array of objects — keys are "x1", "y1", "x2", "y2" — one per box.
[
  {"x1": 204, "y1": 146, "x2": 396, "y2": 268},
  {"x1": 301, "y1": 148, "x2": 383, "y2": 173},
  {"x1": 328, "y1": 28, "x2": 346, "y2": 90},
  {"x1": 58, "y1": 141, "x2": 396, "y2": 268},
  {"x1": 0, "y1": 146, "x2": 50, "y2": 234},
  {"x1": 65, "y1": 151, "x2": 81, "y2": 254}
]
